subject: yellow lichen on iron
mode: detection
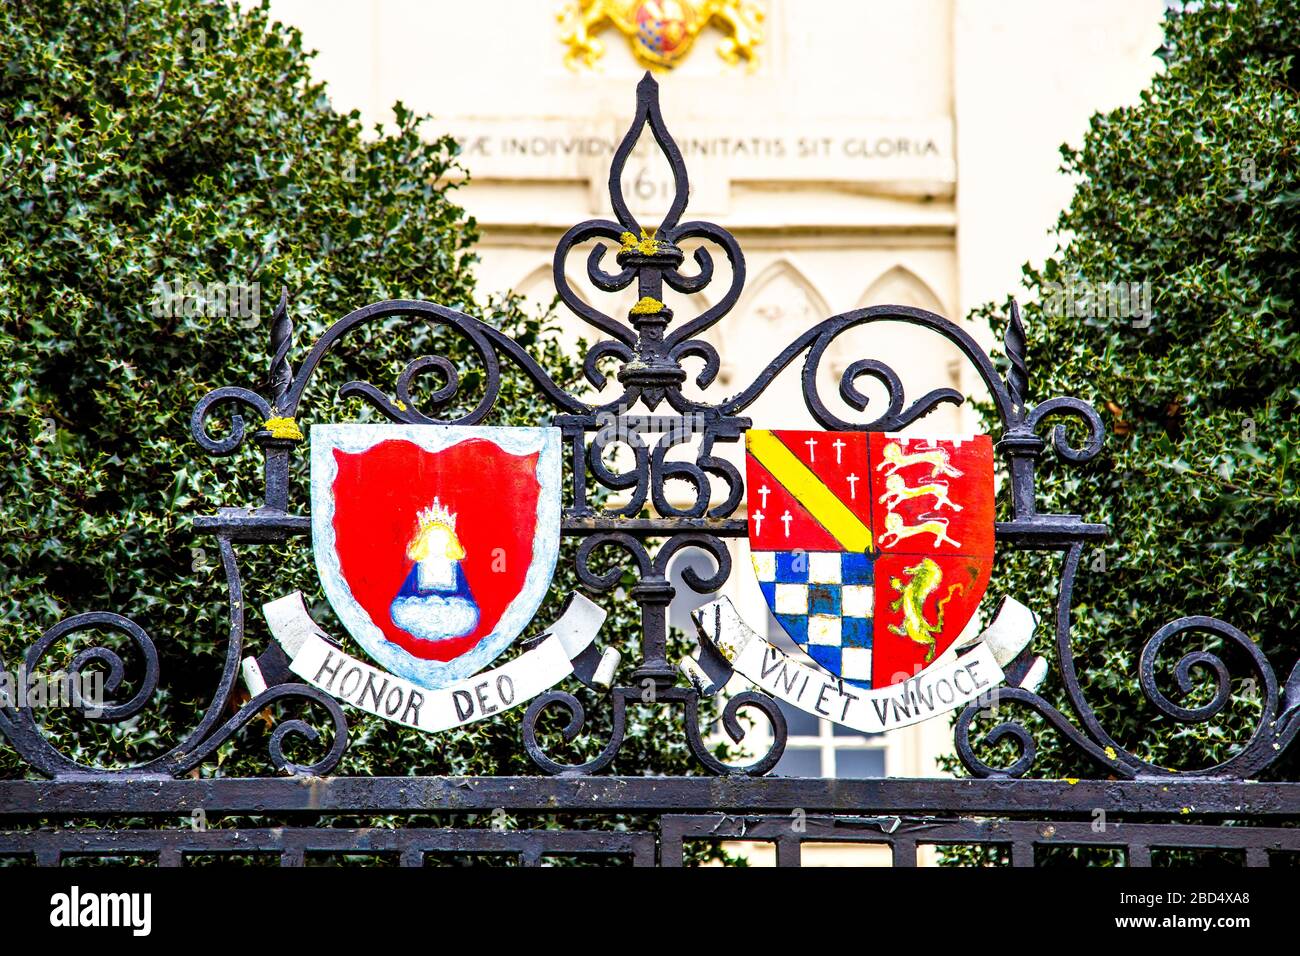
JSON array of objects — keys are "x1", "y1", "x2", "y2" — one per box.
[
  {"x1": 620, "y1": 229, "x2": 659, "y2": 256},
  {"x1": 263, "y1": 416, "x2": 303, "y2": 440}
]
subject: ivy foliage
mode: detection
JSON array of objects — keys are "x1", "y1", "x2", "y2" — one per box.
[
  {"x1": 961, "y1": 0, "x2": 1300, "y2": 783},
  {"x1": 0, "y1": 0, "x2": 729, "y2": 796}
]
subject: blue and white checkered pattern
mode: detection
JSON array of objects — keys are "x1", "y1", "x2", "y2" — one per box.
[{"x1": 752, "y1": 550, "x2": 875, "y2": 689}]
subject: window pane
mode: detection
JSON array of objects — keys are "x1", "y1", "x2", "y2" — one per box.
[
  {"x1": 777, "y1": 700, "x2": 820, "y2": 737},
  {"x1": 774, "y1": 747, "x2": 822, "y2": 777},
  {"x1": 834, "y1": 748, "x2": 885, "y2": 778},
  {"x1": 833, "y1": 721, "x2": 881, "y2": 739}
]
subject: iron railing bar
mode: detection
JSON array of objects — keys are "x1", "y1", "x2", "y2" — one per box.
[
  {"x1": 4, "y1": 778, "x2": 1299, "y2": 817},
  {"x1": 1246, "y1": 847, "x2": 1270, "y2": 867},
  {"x1": 1127, "y1": 845, "x2": 1151, "y2": 867},
  {"x1": 775, "y1": 837, "x2": 801, "y2": 867},
  {"x1": 562, "y1": 516, "x2": 747, "y2": 535},
  {"x1": 6, "y1": 822, "x2": 1294, "y2": 867},
  {"x1": 891, "y1": 838, "x2": 918, "y2": 867}
]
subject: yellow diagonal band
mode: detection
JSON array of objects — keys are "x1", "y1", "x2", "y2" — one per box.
[{"x1": 747, "y1": 430, "x2": 873, "y2": 553}]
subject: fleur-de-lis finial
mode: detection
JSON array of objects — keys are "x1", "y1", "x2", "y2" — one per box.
[{"x1": 550, "y1": 71, "x2": 746, "y2": 408}]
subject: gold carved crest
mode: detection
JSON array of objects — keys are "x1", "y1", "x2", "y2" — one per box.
[{"x1": 557, "y1": 1, "x2": 765, "y2": 71}]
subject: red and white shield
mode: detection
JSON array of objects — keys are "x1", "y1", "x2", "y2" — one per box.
[
  {"x1": 310, "y1": 424, "x2": 561, "y2": 690},
  {"x1": 745, "y1": 430, "x2": 994, "y2": 690}
]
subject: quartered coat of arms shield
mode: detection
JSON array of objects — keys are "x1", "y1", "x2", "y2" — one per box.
[
  {"x1": 745, "y1": 430, "x2": 994, "y2": 690},
  {"x1": 311, "y1": 424, "x2": 562, "y2": 690}
]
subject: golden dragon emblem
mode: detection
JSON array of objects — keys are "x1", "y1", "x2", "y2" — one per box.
[
  {"x1": 888, "y1": 558, "x2": 964, "y2": 663},
  {"x1": 557, "y1": 0, "x2": 765, "y2": 71}
]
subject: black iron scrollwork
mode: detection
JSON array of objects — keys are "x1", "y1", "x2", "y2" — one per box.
[
  {"x1": 7, "y1": 74, "x2": 1297, "y2": 786},
  {"x1": 952, "y1": 303, "x2": 1300, "y2": 779},
  {"x1": 4, "y1": 539, "x2": 346, "y2": 779}
]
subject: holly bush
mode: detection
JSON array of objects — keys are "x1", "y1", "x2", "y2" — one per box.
[{"x1": 958, "y1": 0, "x2": 1300, "y2": 788}]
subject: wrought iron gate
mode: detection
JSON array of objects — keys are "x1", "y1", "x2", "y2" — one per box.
[{"x1": 2, "y1": 75, "x2": 1298, "y2": 868}]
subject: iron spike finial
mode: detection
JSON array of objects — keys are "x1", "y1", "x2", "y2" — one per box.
[
  {"x1": 269, "y1": 285, "x2": 293, "y2": 411},
  {"x1": 1005, "y1": 298, "x2": 1028, "y2": 415}
]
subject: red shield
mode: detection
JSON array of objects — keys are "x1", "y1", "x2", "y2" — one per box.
[
  {"x1": 311, "y1": 425, "x2": 561, "y2": 690},
  {"x1": 745, "y1": 430, "x2": 994, "y2": 689}
]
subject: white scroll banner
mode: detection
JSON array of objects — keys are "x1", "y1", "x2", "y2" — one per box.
[
  {"x1": 248, "y1": 591, "x2": 608, "y2": 734},
  {"x1": 685, "y1": 596, "x2": 1042, "y2": 735}
]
